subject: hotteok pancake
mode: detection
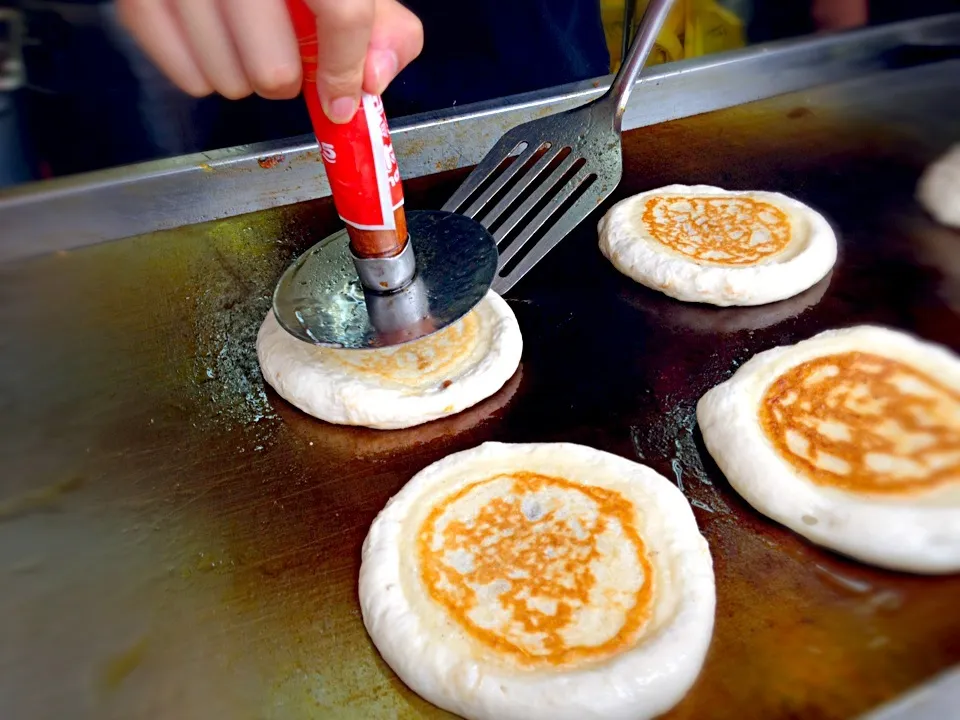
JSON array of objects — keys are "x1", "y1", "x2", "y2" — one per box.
[
  {"x1": 257, "y1": 291, "x2": 522, "y2": 430},
  {"x1": 698, "y1": 326, "x2": 960, "y2": 573},
  {"x1": 598, "y1": 184, "x2": 837, "y2": 306},
  {"x1": 360, "y1": 442, "x2": 715, "y2": 720}
]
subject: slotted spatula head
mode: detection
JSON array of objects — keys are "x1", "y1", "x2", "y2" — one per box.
[
  {"x1": 442, "y1": 102, "x2": 623, "y2": 294},
  {"x1": 442, "y1": 0, "x2": 676, "y2": 294}
]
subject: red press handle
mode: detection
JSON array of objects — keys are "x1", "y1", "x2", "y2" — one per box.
[{"x1": 286, "y1": 0, "x2": 408, "y2": 258}]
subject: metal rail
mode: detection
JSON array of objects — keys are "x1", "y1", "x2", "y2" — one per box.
[{"x1": 0, "y1": 12, "x2": 958, "y2": 262}]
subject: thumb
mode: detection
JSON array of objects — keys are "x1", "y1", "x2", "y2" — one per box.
[{"x1": 363, "y1": 0, "x2": 424, "y2": 97}]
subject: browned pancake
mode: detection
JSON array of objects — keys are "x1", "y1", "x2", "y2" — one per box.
[
  {"x1": 325, "y1": 310, "x2": 482, "y2": 388},
  {"x1": 417, "y1": 471, "x2": 655, "y2": 668},
  {"x1": 641, "y1": 195, "x2": 793, "y2": 265},
  {"x1": 760, "y1": 352, "x2": 960, "y2": 494}
]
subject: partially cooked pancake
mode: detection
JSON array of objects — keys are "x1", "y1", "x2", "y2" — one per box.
[
  {"x1": 360, "y1": 442, "x2": 715, "y2": 720},
  {"x1": 598, "y1": 184, "x2": 837, "y2": 306},
  {"x1": 257, "y1": 291, "x2": 522, "y2": 430},
  {"x1": 917, "y1": 143, "x2": 960, "y2": 229},
  {"x1": 698, "y1": 326, "x2": 960, "y2": 573}
]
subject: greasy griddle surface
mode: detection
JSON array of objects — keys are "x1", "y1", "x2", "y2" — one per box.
[{"x1": 1, "y1": 62, "x2": 959, "y2": 719}]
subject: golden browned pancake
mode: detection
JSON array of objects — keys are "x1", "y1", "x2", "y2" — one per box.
[
  {"x1": 359, "y1": 442, "x2": 715, "y2": 720},
  {"x1": 327, "y1": 310, "x2": 481, "y2": 388},
  {"x1": 641, "y1": 194, "x2": 793, "y2": 266},
  {"x1": 760, "y1": 352, "x2": 960, "y2": 495},
  {"x1": 698, "y1": 326, "x2": 960, "y2": 573},
  {"x1": 598, "y1": 184, "x2": 837, "y2": 306},
  {"x1": 257, "y1": 291, "x2": 522, "y2": 429},
  {"x1": 418, "y1": 471, "x2": 655, "y2": 668}
]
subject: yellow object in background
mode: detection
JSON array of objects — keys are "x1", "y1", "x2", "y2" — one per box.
[
  {"x1": 612, "y1": 0, "x2": 746, "y2": 69},
  {"x1": 683, "y1": 0, "x2": 746, "y2": 59}
]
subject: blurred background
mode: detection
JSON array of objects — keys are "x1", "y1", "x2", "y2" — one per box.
[{"x1": 0, "y1": 0, "x2": 957, "y2": 188}]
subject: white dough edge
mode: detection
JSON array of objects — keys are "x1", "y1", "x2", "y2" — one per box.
[
  {"x1": 256, "y1": 291, "x2": 522, "y2": 430},
  {"x1": 697, "y1": 326, "x2": 960, "y2": 574},
  {"x1": 359, "y1": 442, "x2": 716, "y2": 720},
  {"x1": 597, "y1": 184, "x2": 838, "y2": 306},
  {"x1": 917, "y1": 143, "x2": 960, "y2": 229}
]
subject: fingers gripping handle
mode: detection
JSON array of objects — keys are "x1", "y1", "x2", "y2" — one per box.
[{"x1": 286, "y1": 0, "x2": 408, "y2": 259}]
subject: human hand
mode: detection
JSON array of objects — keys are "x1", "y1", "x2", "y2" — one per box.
[{"x1": 117, "y1": 0, "x2": 423, "y2": 122}]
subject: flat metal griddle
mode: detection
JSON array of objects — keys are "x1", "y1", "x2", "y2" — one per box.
[{"x1": 1, "y1": 59, "x2": 959, "y2": 720}]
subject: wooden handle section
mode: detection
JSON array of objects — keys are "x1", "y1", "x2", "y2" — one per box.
[{"x1": 286, "y1": 0, "x2": 408, "y2": 258}]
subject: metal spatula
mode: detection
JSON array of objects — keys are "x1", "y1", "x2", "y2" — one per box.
[{"x1": 442, "y1": 0, "x2": 676, "y2": 294}]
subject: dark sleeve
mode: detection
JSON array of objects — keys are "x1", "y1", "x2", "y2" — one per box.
[
  {"x1": 869, "y1": 0, "x2": 960, "y2": 22},
  {"x1": 384, "y1": 0, "x2": 610, "y2": 117},
  {"x1": 749, "y1": 0, "x2": 960, "y2": 42},
  {"x1": 747, "y1": 0, "x2": 815, "y2": 42}
]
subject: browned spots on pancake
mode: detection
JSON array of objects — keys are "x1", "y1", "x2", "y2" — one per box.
[
  {"x1": 328, "y1": 311, "x2": 479, "y2": 387},
  {"x1": 417, "y1": 472, "x2": 654, "y2": 667},
  {"x1": 760, "y1": 352, "x2": 960, "y2": 494},
  {"x1": 643, "y1": 195, "x2": 792, "y2": 265}
]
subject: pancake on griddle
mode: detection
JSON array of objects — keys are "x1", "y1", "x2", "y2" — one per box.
[
  {"x1": 257, "y1": 291, "x2": 522, "y2": 430},
  {"x1": 698, "y1": 326, "x2": 960, "y2": 573},
  {"x1": 598, "y1": 184, "x2": 837, "y2": 306},
  {"x1": 360, "y1": 442, "x2": 715, "y2": 720},
  {"x1": 918, "y1": 142, "x2": 960, "y2": 229}
]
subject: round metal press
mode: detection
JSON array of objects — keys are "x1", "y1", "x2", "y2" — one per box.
[{"x1": 272, "y1": 210, "x2": 498, "y2": 349}]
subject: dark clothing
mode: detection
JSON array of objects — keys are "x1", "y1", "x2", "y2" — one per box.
[
  {"x1": 749, "y1": 0, "x2": 960, "y2": 42},
  {"x1": 385, "y1": 0, "x2": 610, "y2": 116},
  {"x1": 869, "y1": 0, "x2": 960, "y2": 23}
]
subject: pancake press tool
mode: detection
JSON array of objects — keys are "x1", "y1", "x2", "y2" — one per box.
[{"x1": 272, "y1": 0, "x2": 498, "y2": 349}]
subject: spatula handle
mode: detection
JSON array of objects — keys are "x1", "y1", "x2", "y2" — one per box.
[
  {"x1": 610, "y1": 0, "x2": 677, "y2": 131},
  {"x1": 286, "y1": 0, "x2": 408, "y2": 259}
]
